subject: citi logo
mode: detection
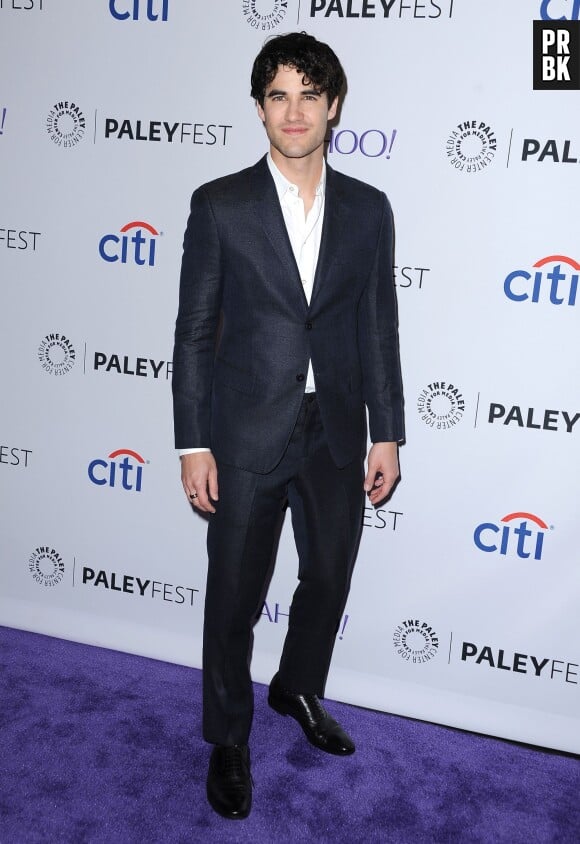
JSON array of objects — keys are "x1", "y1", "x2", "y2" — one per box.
[
  {"x1": 88, "y1": 448, "x2": 147, "y2": 492},
  {"x1": 503, "y1": 255, "x2": 579, "y2": 306},
  {"x1": 540, "y1": 0, "x2": 580, "y2": 19},
  {"x1": 474, "y1": 512, "x2": 549, "y2": 561},
  {"x1": 98, "y1": 221, "x2": 159, "y2": 266},
  {"x1": 109, "y1": 0, "x2": 168, "y2": 20}
]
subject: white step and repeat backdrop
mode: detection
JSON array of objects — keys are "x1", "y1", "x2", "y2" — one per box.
[{"x1": 1, "y1": 1, "x2": 579, "y2": 754}]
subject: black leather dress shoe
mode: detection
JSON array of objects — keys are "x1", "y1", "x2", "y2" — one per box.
[
  {"x1": 268, "y1": 673, "x2": 355, "y2": 756},
  {"x1": 206, "y1": 744, "x2": 252, "y2": 819}
]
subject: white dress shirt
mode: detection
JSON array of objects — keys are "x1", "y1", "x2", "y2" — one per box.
[{"x1": 180, "y1": 154, "x2": 326, "y2": 455}]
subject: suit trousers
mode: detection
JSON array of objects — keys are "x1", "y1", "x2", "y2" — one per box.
[{"x1": 202, "y1": 393, "x2": 365, "y2": 746}]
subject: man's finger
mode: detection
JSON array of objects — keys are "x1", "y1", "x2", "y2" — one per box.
[
  {"x1": 364, "y1": 462, "x2": 379, "y2": 492},
  {"x1": 208, "y1": 465, "x2": 219, "y2": 502},
  {"x1": 194, "y1": 486, "x2": 216, "y2": 514}
]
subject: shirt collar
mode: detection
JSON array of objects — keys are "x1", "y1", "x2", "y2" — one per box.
[{"x1": 267, "y1": 153, "x2": 326, "y2": 203}]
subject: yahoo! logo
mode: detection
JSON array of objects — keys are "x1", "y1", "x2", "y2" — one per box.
[
  {"x1": 474, "y1": 512, "x2": 549, "y2": 561},
  {"x1": 540, "y1": 0, "x2": 580, "y2": 19},
  {"x1": 327, "y1": 128, "x2": 397, "y2": 159},
  {"x1": 99, "y1": 221, "x2": 159, "y2": 266},
  {"x1": 504, "y1": 255, "x2": 579, "y2": 306},
  {"x1": 109, "y1": 0, "x2": 168, "y2": 20},
  {"x1": 88, "y1": 448, "x2": 146, "y2": 492}
]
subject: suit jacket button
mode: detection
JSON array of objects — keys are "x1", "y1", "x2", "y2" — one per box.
[
  {"x1": 296, "y1": 373, "x2": 305, "y2": 382},
  {"x1": 305, "y1": 322, "x2": 313, "y2": 330}
]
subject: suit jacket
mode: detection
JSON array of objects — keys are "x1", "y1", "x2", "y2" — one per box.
[{"x1": 172, "y1": 155, "x2": 404, "y2": 474}]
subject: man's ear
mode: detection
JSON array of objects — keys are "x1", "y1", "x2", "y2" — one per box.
[
  {"x1": 256, "y1": 100, "x2": 265, "y2": 123},
  {"x1": 328, "y1": 96, "x2": 338, "y2": 121}
]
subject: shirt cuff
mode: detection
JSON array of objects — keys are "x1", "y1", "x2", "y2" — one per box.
[{"x1": 178, "y1": 447, "x2": 211, "y2": 456}]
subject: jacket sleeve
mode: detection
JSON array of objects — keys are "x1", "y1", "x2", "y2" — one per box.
[
  {"x1": 172, "y1": 187, "x2": 222, "y2": 449},
  {"x1": 357, "y1": 193, "x2": 405, "y2": 444}
]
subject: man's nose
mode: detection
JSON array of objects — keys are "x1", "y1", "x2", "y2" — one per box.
[{"x1": 285, "y1": 98, "x2": 304, "y2": 121}]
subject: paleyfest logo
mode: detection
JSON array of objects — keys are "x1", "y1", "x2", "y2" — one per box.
[
  {"x1": 446, "y1": 120, "x2": 497, "y2": 173},
  {"x1": 46, "y1": 101, "x2": 85, "y2": 148},
  {"x1": 460, "y1": 640, "x2": 579, "y2": 686},
  {"x1": 242, "y1": 0, "x2": 287, "y2": 29},
  {"x1": 310, "y1": 0, "x2": 455, "y2": 19}
]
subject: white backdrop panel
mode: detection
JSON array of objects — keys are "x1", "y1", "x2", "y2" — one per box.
[{"x1": 1, "y1": 0, "x2": 578, "y2": 754}]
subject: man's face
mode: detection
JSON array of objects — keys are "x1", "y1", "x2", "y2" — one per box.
[{"x1": 256, "y1": 65, "x2": 338, "y2": 162}]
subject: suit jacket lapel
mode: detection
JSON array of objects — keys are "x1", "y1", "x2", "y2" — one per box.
[
  {"x1": 250, "y1": 157, "x2": 307, "y2": 308},
  {"x1": 249, "y1": 157, "x2": 348, "y2": 312},
  {"x1": 310, "y1": 163, "x2": 346, "y2": 311}
]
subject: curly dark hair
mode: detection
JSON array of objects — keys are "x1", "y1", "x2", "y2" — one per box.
[{"x1": 250, "y1": 32, "x2": 345, "y2": 106}]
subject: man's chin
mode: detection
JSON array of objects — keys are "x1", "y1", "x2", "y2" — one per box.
[{"x1": 271, "y1": 140, "x2": 324, "y2": 161}]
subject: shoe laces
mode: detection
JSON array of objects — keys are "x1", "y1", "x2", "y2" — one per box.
[{"x1": 222, "y1": 746, "x2": 253, "y2": 787}]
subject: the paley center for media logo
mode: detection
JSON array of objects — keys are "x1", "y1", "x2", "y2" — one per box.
[
  {"x1": 393, "y1": 619, "x2": 439, "y2": 664},
  {"x1": 28, "y1": 547, "x2": 65, "y2": 587},
  {"x1": 446, "y1": 120, "x2": 497, "y2": 173},
  {"x1": 417, "y1": 381, "x2": 465, "y2": 430},
  {"x1": 38, "y1": 333, "x2": 76, "y2": 376},
  {"x1": 46, "y1": 101, "x2": 86, "y2": 148},
  {"x1": 242, "y1": 0, "x2": 287, "y2": 29}
]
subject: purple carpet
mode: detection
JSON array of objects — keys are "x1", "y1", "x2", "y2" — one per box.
[{"x1": 1, "y1": 626, "x2": 578, "y2": 843}]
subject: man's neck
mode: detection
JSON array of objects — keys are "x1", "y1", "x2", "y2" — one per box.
[{"x1": 270, "y1": 147, "x2": 324, "y2": 201}]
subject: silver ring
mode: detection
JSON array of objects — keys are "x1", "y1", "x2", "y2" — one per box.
[{"x1": 189, "y1": 491, "x2": 198, "y2": 500}]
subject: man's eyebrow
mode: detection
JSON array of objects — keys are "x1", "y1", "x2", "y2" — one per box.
[{"x1": 265, "y1": 88, "x2": 322, "y2": 98}]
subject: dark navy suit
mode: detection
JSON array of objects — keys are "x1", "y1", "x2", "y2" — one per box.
[{"x1": 173, "y1": 155, "x2": 404, "y2": 744}]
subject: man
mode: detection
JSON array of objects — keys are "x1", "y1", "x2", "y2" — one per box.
[{"x1": 172, "y1": 32, "x2": 404, "y2": 820}]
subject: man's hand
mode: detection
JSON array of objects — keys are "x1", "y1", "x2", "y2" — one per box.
[
  {"x1": 364, "y1": 442, "x2": 399, "y2": 506},
  {"x1": 181, "y1": 452, "x2": 219, "y2": 514}
]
